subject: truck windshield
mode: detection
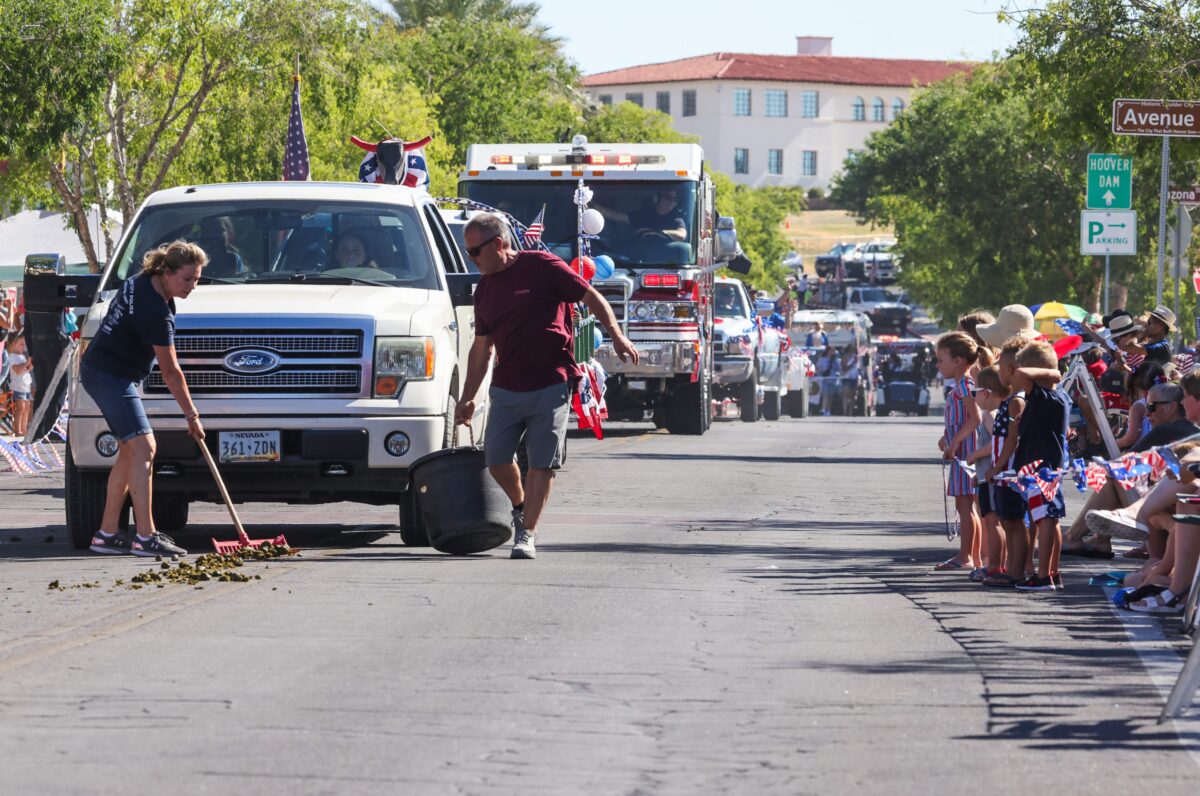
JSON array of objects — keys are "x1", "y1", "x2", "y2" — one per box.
[
  {"x1": 460, "y1": 180, "x2": 698, "y2": 267},
  {"x1": 104, "y1": 201, "x2": 440, "y2": 290},
  {"x1": 858, "y1": 288, "x2": 889, "y2": 302}
]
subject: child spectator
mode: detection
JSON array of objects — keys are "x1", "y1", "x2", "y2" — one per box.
[
  {"x1": 1010, "y1": 340, "x2": 1071, "y2": 592},
  {"x1": 1115, "y1": 361, "x2": 1165, "y2": 450},
  {"x1": 7, "y1": 335, "x2": 33, "y2": 437},
  {"x1": 935, "y1": 331, "x2": 982, "y2": 572},
  {"x1": 957, "y1": 310, "x2": 997, "y2": 370},
  {"x1": 968, "y1": 365, "x2": 1005, "y2": 582},
  {"x1": 984, "y1": 338, "x2": 1029, "y2": 586}
]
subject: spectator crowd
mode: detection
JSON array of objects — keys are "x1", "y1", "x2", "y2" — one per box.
[{"x1": 935, "y1": 302, "x2": 1200, "y2": 615}]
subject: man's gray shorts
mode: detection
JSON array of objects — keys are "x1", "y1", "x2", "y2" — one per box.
[{"x1": 485, "y1": 382, "x2": 571, "y2": 469}]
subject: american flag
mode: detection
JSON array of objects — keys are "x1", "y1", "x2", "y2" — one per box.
[
  {"x1": 1085, "y1": 462, "x2": 1108, "y2": 492},
  {"x1": 1034, "y1": 469, "x2": 1062, "y2": 502},
  {"x1": 524, "y1": 205, "x2": 545, "y2": 244},
  {"x1": 282, "y1": 77, "x2": 309, "y2": 181},
  {"x1": 1055, "y1": 318, "x2": 1087, "y2": 337}
]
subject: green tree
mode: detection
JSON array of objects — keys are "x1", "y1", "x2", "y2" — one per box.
[
  {"x1": 389, "y1": 0, "x2": 556, "y2": 42},
  {"x1": 0, "y1": 0, "x2": 119, "y2": 161},
  {"x1": 397, "y1": 16, "x2": 580, "y2": 164},
  {"x1": 710, "y1": 171, "x2": 804, "y2": 292}
]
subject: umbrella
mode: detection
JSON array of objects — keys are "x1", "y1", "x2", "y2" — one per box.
[{"x1": 1032, "y1": 301, "x2": 1097, "y2": 339}]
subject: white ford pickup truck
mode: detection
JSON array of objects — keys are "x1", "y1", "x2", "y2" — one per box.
[{"x1": 42, "y1": 181, "x2": 485, "y2": 549}]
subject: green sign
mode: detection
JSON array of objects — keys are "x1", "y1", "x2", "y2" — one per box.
[{"x1": 1087, "y1": 153, "x2": 1132, "y2": 209}]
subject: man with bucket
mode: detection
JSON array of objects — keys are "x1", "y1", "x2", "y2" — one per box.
[{"x1": 456, "y1": 213, "x2": 638, "y2": 559}]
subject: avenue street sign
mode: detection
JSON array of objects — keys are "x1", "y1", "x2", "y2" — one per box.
[
  {"x1": 1171, "y1": 185, "x2": 1200, "y2": 205},
  {"x1": 1081, "y1": 209, "x2": 1137, "y2": 255},
  {"x1": 1112, "y1": 99, "x2": 1200, "y2": 137},
  {"x1": 1087, "y1": 153, "x2": 1132, "y2": 208}
]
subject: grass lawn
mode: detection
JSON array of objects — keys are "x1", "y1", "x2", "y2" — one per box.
[{"x1": 783, "y1": 210, "x2": 893, "y2": 270}]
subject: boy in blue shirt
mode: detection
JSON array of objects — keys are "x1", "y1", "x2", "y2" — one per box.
[{"x1": 1009, "y1": 341, "x2": 1071, "y2": 592}]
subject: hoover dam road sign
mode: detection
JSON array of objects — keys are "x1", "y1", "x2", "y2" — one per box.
[
  {"x1": 1081, "y1": 210, "x2": 1137, "y2": 255},
  {"x1": 1087, "y1": 154, "x2": 1132, "y2": 209}
]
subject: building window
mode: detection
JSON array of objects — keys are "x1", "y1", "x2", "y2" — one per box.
[
  {"x1": 765, "y1": 90, "x2": 787, "y2": 117},
  {"x1": 801, "y1": 90, "x2": 819, "y2": 118},
  {"x1": 733, "y1": 89, "x2": 751, "y2": 116},
  {"x1": 852, "y1": 97, "x2": 865, "y2": 121},
  {"x1": 872, "y1": 97, "x2": 885, "y2": 122},
  {"x1": 599, "y1": 94, "x2": 612, "y2": 107},
  {"x1": 802, "y1": 150, "x2": 817, "y2": 177},
  {"x1": 625, "y1": 92, "x2": 643, "y2": 107},
  {"x1": 892, "y1": 97, "x2": 905, "y2": 119},
  {"x1": 655, "y1": 91, "x2": 670, "y2": 114},
  {"x1": 846, "y1": 149, "x2": 863, "y2": 163},
  {"x1": 734, "y1": 148, "x2": 749, "y2": 174},
  {"x1": 682, "y1": 90, "x2": 696, "y2": 117},
  {"x1": 768, "y1": 149, "x2": 783, "y2": 175}
]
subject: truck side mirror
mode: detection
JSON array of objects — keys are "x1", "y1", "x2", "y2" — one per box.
[
  {"x1": 726, "y1": 251, "x2": 752, "y2": 275},
  {"x1": 446, "y1": 272, "x2": 481, "y2": 307},
  {"x1": 714, "y1": 216, "x2": 739, "y2": 263}
]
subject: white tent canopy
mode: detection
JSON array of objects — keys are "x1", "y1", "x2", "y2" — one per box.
[{"x1": 0, "y1": 207, "x2": 122, "y2": 267}]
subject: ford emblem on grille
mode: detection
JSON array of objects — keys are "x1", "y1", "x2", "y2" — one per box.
[{"x1": 224, "y1": 349, "x2": 281, "y2": 374}]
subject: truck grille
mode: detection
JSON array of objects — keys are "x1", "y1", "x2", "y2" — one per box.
[
  {"x1": 146, "y1": 368, "x2": 360, "y2": 393},
  {"x1": 145, "y1": 329, "x2": 365, "y2": 395},
  {"x1": 173, "y1": 332, "x2": 361, "y2": 356},
  {"x1": 596, "y1": 284, "x2": 627, "y2": 322}
]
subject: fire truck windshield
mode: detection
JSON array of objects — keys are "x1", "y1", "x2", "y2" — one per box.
[{"x1": 461, "y1": 180, "x2": 698, "y2": 267}]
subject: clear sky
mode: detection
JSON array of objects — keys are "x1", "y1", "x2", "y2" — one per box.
[{"x1": 532, "y1": 0, "x2": 1027, "y2": 75}]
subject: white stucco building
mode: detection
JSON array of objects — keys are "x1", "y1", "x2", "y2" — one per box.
[{"x1": 581, "y1": 37, "x2": 973, "y2": 191}]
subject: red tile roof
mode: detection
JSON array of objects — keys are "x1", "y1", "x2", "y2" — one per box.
[{"x1": 582, "y1": 52, "x2": 974, "y2": 89}]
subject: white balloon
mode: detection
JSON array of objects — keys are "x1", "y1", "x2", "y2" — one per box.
[{"x1": 581, "y1": 208, "x2": 605, "y2": 235}]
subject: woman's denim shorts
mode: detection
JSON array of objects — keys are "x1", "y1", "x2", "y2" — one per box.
[{"x1": 80, "y1": 364, "x2": 152, "y2": 443}]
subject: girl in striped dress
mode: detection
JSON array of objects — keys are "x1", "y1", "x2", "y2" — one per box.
[{"x1": 936, "y1": 332, "x2": 982, "y2": 571}]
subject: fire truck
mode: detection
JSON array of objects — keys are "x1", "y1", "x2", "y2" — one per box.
[{"x1": 458, "y1": 137, "x2": 740, "y2": 435}]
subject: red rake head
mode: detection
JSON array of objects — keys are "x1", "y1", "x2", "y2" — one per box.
[{"x1": 211, "y1": 534, "x2": 290, "y2": 555}]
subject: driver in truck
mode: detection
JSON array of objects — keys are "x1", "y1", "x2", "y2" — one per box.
[{"x1": 455, "y1": 213, "x2": 638, "y2": 560}]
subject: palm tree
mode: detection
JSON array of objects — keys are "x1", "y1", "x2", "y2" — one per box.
[{"x1": 388, "y1": 0, "x2": 558, "y2": 43}]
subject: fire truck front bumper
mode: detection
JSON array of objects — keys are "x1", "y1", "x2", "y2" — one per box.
[{"x1": 593, "y1": 341, "x2": 698, "y2": 377}]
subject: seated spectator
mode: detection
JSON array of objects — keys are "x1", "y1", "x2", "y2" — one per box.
[
  {"x1": 1114, "y1": 361, "x2": 1164, "y2": 450},
  {"x1": 1129, "y1": 382, "x2": 1198, "y2": 452}
]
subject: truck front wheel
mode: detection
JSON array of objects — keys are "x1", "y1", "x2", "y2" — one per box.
[
  {"x1": 762, "y1": 389, "x2": 782, "y2": 421},
  {"x1": 152, "y1": 497, "x2": 189, "y2": 532},
  {"x1": 65, "y1": 446, "x2": 108, "y2": 549},
  {"x1": 739, "y1": 370, "x2": 759, "y2": 423}
]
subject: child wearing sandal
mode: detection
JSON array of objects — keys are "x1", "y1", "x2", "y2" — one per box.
[
  {"x1": 936, "y1": 331, "x2": 982, "y2": 573},
  {"x1": 969, "y1": 366, "x2": 1008, "y2": 584}
]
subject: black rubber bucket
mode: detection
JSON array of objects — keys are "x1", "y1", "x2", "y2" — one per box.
[{"x1": 409, "y1": 446, "x2": 513, "y2": 555}]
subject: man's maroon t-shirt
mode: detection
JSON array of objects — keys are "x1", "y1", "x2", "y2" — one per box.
[{"x1": 473, "y1": 250, "x2": 590, "y2": 392}]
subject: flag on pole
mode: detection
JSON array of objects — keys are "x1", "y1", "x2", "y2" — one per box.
[
  {"x1": 524, "y1": 205, "x2": 545, "y2": 244},
  {"x1": 282, "y1": 75, "x2": 310, "y2": 181}
]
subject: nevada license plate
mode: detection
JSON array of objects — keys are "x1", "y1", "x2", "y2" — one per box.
[{"x1": 218, "y1": 430, "x2": 280, "y2": 463}]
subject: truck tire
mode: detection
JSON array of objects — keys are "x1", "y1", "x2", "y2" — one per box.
[
  {"x1": 762, "y1": 389, "x2": 781, "y2": 421},
  {"x1": 152, "y1": 497, "x2": 189, "y2": 532},
  {"x1": 665, "y1": 379, "x2": 707, "y2": 435},
  {"x1": 739, "y1": 370, "x2": 759, "y2": 423},
  {"x1": 65, "y1": 445, "x2": 107, "y2": 549}
]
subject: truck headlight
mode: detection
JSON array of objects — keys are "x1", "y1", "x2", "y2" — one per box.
[{"x1": 374, "y1": 337, "x2": 434, "y2": 398}]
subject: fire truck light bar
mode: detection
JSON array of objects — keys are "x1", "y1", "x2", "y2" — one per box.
[
  {"x1": 641, "y1": 274, "x2": 681, "y2": 289},
  {"x1": 489, "y1": 153, "x2": 665, "y2": 167}
]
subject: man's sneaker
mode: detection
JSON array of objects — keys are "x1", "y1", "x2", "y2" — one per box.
[
  {"x1": 1085, "y1": 508, "x2": 1149, "y2": 541},
  {"x1": 511, "y1": 530, "x2": 536, "y2": 559},
  {"x1": 130, "y1": 533, "x2": 187, "y2": 558},
  {"x1": 1015, "y1": 575, "x2": 1057, "y2": 592},
  {"x1": 89, "y1": 530, "x2": 132, "y2": 555},
  {"x1": 1052, "y1": 572, "x2": 1064, "y2": 591}
]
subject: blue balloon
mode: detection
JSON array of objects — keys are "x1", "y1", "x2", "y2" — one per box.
[{"x1": 594, "y1": 254, "x2": 615, "y2": 280}]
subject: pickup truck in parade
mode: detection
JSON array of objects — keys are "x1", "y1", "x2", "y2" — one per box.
[
  {"x1": 29, "y1": 181, "x2": 484, "y2": 549},
  {"x1": 458, "y1": 137, "x2": 741, "y2": 436},
  {"x1": 711, "y1": 277, "x2": 787, "y2": 422}
]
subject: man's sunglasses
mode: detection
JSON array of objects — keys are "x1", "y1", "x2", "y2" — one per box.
[
  {"x1": 466, "y1": 235, "x2": 499, "y2": 258},
  {"x1": 1148, "y1": 399, "x2": 1178, "y2": 411}
]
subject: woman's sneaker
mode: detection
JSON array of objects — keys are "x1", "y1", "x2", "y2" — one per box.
[
  {"x1": 130, "y1": 533, "x2": 187, "y2": 557},
  {"x1": 1015, "y1": 575, "x2": 1057, "y2": 592},
  {"x1": 89, "y1": 530, "x2": 132, "y2": 555}
]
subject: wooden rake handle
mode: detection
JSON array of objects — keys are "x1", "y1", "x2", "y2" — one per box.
[{"x1": 197, "y1": 442, "x2": 251, "y2": 545}]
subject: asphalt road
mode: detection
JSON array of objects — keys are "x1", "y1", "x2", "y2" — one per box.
[{"x1": 2, "y1": 412, "x2": 1199, "y2": 794}]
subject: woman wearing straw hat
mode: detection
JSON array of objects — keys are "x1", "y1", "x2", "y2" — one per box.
[{"x1": 975, "y1": 304, "x2": 1041, "y2": 349}]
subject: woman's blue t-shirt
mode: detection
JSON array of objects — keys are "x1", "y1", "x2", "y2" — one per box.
[{"x1": 82, "y1": 272, "x2": 176, "y2": 382}]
